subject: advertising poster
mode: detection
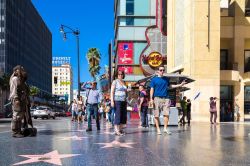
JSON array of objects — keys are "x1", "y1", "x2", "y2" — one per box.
[{"x1": 118, "y1": 43, "x2": 133, "y2": 65}]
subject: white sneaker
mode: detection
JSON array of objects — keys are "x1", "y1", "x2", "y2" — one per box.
[{"x1": 163, "y1": 129, "x2": 172, "y2": 135}]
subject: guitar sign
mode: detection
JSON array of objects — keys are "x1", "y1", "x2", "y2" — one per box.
[{"x1": 139, "y1": 0, "x2": 167, "y2": 76}]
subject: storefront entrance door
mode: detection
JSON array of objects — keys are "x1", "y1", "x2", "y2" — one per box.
[{"x1": 220, "y1": 86, "x2": 234, "y2": 122}]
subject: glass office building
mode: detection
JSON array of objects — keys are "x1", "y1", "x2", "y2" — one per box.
[{"x1": 0, "y1": 0, "x2": 52, "y2": 93}]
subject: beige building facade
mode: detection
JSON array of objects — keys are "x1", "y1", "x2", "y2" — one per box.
[
  {"x1": 52, "y1": 64, "x2": 73, "y2": 104},
  {"x1": 167, "y1": 0, "x2": 250, "y2": 122}
]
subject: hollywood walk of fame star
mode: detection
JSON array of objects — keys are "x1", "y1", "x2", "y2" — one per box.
[
  {"x1": 13, "y1": 150, "x2": 80, "y2": 166},
  {"x1": 58, "y1": 135, "x2": 89, "y2": 140},
  {"x1": 95, "y1": 140, "x2": 136, "y2": 148},
  {"x1": 99, "y1": 131, "x2": 115, "y2": 135}
]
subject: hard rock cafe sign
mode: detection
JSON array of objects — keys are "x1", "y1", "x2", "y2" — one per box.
[
  {"x1": 142, "y1": 52, "x2": 166, "y2": 68},
  {"x1": 139, "y1": 0, "x2": 167, "y2": 76}
]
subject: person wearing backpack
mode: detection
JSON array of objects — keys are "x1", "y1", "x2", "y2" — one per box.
[{"x1": 138, "y1": 85, "x2": 149, "y2": 128}]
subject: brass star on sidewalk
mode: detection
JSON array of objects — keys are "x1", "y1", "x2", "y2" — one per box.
[
  {"x1": 13, "y1": 150, "x2": 80, "y2": 166},
  {"x1": 99, "y1": 131, "x2": 115, "y2": 135},
  {"x1": 95, "y1": 140, "x2": 136, "y2": 148},
  {"x1": 58, "y1": 135, "x2": 88, "y2": 140}
]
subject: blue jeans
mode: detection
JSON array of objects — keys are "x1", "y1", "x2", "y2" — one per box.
[
  {"x1": 108, "y1": 107, "x2": 115, "y2": 125},
  {"x1": 140, "y1": 106, "x2": 148, "y2": 127},
  {"x1": 87, "y1": 104, "x2": 100, "y2": 129}
]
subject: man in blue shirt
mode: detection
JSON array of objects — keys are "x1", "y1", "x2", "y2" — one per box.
[
  {"x1": 82, "y1": 81, "x2": 102, "y2": 132},
  {"x1": 150, "y1": 66, "x2": 186, "y2": 135}
]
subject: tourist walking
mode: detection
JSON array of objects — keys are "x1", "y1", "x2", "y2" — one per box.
[
  {"x1": 68, "y1": 100, "x2": 78, "y2": 121},
  {"x1": 234, "y1": 98, "x2": 240, "y2": 122},
  {"x1": 77, "y1": 96, "x2": 84, "y2": 123},
  {"x1": 82, "y1": 81, "x2": 102, "y2": 132},
  {"x1": 138, "y1": 85, "x2": 149, "y2": 128},
  {"x1": 186, "y1": 99, "x2": 191, "y2": 125},
  {"x1": 110, "y1": 70, "x2": 127, "y2": 136},
  {"x1": 209, "y1": 97, "x2": 218, "y2": 124},
  {"x1": 179, "y1": 96, "x2": 187, "y2": 125},
  {"x1": 150, "y1": 65, "x2": 186, "y2": 135}
]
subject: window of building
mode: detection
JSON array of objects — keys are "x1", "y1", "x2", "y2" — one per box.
[
  {"x1": 220, "y1": 49, "x2": 228, "y2": 70},
  {"x1": 126, "y1": 0, "x2": 134, "y2": 15},
  {"x1": 162, "y1": 0, "x2": 167, "y2": 35},
  {"x1": 245, "y1": 86, "x2": 250, "y2": 115},
  {"x1": 54, "y1": 76, "x2": 58, "y2": 84},
  {"x1": 246, "y1": 0, "x2": 250, "y2": 16},
  {"x1": 245, "y1": 50, "x2": 250, "y2": 72},
  {"x1": 126, "y1": 17, "x2": 134, "y2": 25}
]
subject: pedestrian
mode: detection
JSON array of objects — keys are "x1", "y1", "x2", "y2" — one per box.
[
  {"x1": 9, "y1": 65, "x2": 28, "y2": 138},
  {"x1": 179, "y1": 96, "x2": 187, "y2": 125},
  {"x1": 209, "y1": 97, "x2": 218, "y2": 124},
  {"x1": 82, "y1": 81, "x2": 102, "y2": 132},
  {"x1": 186, "y1": 99, "x2": 191, "y2": 125},
  {"x1": 110, "y1": 70, "x2": 128, "y2": 136},
  {"x1": 150, "y1": 65, "x2": 186, "y2": 135},
  {"x1": 234, "y1": 98, "x2": 240, "y2": 122},
  {"x1": 68, "y1": 99, "x2": 78, "y2": 121},
  {"x1": 138, "y1": 85, "x2": 149, "y2": 128},
  {"x1": 77, "y1": 96, "x2": 84, "y2": 124},
  {"x1": 99, "y1": 104, "x2": 104, "y2": 119}
]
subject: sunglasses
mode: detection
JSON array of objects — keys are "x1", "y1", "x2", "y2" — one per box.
[{"x1": 159, "y1": 69, "x2": 165, "y2": 72}]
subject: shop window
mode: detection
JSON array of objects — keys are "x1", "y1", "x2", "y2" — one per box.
[
  {"x1": 245, "y1": 86, "x2": 250, "y2": 114},
  {"x1": 244, "y1": 50, "x2": 250, "y2": 72},
  {"x1": 220, "y1": 85, "x2": 234, "y2": 122}
]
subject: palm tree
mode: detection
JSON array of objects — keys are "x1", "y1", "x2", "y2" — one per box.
[
  {"x1": 0, "y1": 74, "x2": 10, "y2": 105},
  {"x1": 86, "y1": 48, "x2": 101, "y2": 80},
  {"x1": 0, "y1": 74, "x2": 10, "y2": 91},
  {"x1": 30, "y1": 86, "x2": 40, "y2": 103}
]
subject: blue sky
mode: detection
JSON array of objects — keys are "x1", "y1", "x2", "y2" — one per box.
[{"x1": 32, "y1": 0, "x2": 114, "y2": 89}]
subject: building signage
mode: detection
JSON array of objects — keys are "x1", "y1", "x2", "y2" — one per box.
[
  {"x1": 60, "y1": 81, "x2": 71, "y2": 86},
  {"x1": 52, "y1": 57, "x2": 71, "y2": 66},
  {"x1": 143, "y1": 52, "x2": 166, "y2": 68},
  {"x1": 118, "y1": 43, "x2": 133, "y2": 65},
  {"x1": 118, "y1": 66, "x2": 133, "y2": 74}
]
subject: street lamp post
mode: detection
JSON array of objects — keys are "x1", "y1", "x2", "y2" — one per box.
[{"x1": 60, "y1": 24, "x2": 81, "y2": 98}]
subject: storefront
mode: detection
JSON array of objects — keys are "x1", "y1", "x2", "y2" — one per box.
[
  {"x1": 244, "y1": 86, "x2": 250, "y2": 117},
  {"x1": 220, "y1": 86, "x2": 234, "y2": 122}
]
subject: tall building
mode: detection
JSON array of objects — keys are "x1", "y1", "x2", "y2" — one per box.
[
  {"x1": 113, "y1": 0, "x2": 167, "y2": 83},
  {"x1": 0, "y1": 0, "x2": 52, "y2": 93},
  {"x1": 167, "y1": 0, "x2": 250, "y2": 122},
  {"x1": 52, "y1": 64, "x2": 73, "y2": 104}
]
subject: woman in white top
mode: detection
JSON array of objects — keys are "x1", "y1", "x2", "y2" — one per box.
[
  {"x1": 110, "y1": 70, "x2": 127, "y2": 136},
  {"x1": 77, "y1": 96, "x2": 84, "y2": 123},
  {"x1": 69, "y1": 99, "x2": 78, "y2": 121}
]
